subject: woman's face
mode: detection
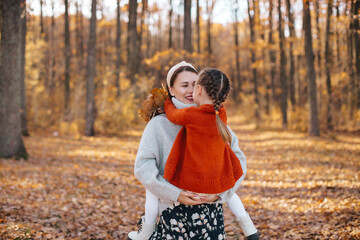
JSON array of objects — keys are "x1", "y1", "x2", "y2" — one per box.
[{"x1": 169, "y1": 71, "x2": 197, "y2": 104}]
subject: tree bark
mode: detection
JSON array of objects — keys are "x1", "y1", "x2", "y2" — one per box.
[
  {"x1": 184, "y1": 0, "x2": 192, "y2": 52},
  {"x1": 247, "y1": 0, "x2": 259, "y2": 120},
  {"x1": 139, "y1": 0, "x2": 147, "y2": 54},
  {"x1": 64, "y1": 0, "x2": 71, "y2": 117},
  {"x1": 335, "y1": 1, "x2": 341, "y2": 64},
  {"x1": 40, "y1": 0, "x2": 44, "y2": 35},
  {"x1": 348, "y1": 0, "x2": 355, "y2": 114},
  {"x1": 206, "y1": 0, "x2": 216, "y2": 65},
  {"x1": 115, "y1": 0, "x2": 121, "y2": 97},
  {"x1": 177, "y1": 11, "x2": 181, "y2": 50},
  {"x1": 269, "y1": 0, "x2": 277, "y2": 105},
  {"x1": 353, "y1": 0, "x2": 360, "y2": 108},
  {"x1": 303, "y1": 0, "x2": 320, "y2": 136},
  {"x1": 285, "y1": 0, "x2": 296, "y2": 108},
  {"x1": 315, "y1": 1, "x2": 322, "y2": 79},
  {"x1": 279, "y1": 0, "x2": 288, "y2": 128},
  {"x1": 20, "y1": 0, "x2": 28, "y2": 136},
  {"x1": 127, "y1": 0, "x2": 139, "y2": 85},
  {"x1": 85, "y1": 0, "x2": 97, "y2": 136},
  {"x1": 49, "y1": 0, "x2": 56, "y2": 90},
  {"x1": 325, "y1": 0, "x2": 333, "y2": 129},
  {"x1": 196, "y1": 0, "x2": 200, "y2": 53},
  {"x1": 169, "y1": 0, "x2": 173, "y2": 49},
  {"x1": 233, "y1": 0, "x2": 241, "y2": 103},
  {"x1": 0, "y1": 0, "x2": 28, "y2": 158},
  {"x1": 75, "y1": 1, "x2": 84, "y2": 61}
]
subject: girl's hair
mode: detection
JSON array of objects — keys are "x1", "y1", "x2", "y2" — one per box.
[
  {"x1": 166, "y1": 66, "x2": 198, "y2": 97},
  {"x1": 197, "y1": 68, "x2": 232, "y2": 144}
]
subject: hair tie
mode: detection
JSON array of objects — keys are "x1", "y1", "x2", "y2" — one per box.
[{"x1": 215, "y1": 110, "x2": 219, "y2": 115}]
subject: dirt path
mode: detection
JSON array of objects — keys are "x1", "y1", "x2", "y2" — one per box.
[{"x1": 1, "y1": 122, "x2": 359, "y2": 239}]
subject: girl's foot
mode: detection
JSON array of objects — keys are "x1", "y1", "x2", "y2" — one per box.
[
  {"x1": 237, "y1": 214, "x2": 258, "y2": 238},
  {"x1": 127, "y1": 216, "x2": 156, "y2": 240},
  {"x1": 246, "y1": 231, "x2": 260, "y2": 240}
]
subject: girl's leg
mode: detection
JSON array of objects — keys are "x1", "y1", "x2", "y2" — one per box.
[
  {"x1": 226, "y1": 194, "x2": 258, "y2": 238},
  {"x1": 226, "y1": 193, "x2": 247, "y2": 218},
  {"x1": 144, "y1": 190, "x2": 159, "y2": 224},
  {"x1": 128, "y1": 190, "x2": 158, "y2": 240}
]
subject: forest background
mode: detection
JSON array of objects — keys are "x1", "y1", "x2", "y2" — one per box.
[
  {"x1": 1, "y1": 0, "x2": 360, "y2": 147},
  {"x1": 0, "y1": 0, "x2": 360, "y2": 239}
]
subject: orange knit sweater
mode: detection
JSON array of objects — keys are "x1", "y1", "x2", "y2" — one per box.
[{"x1": 163, "y1": 98, "x2": 243, "y2": 194}]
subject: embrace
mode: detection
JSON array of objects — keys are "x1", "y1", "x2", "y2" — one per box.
[{"x1": 128, "y1": 61, "x2": 260, "y2": 240}]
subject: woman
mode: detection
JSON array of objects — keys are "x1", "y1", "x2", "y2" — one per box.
[{"x1": 131, "y1": 61, "x2": 248, "y2": 239}]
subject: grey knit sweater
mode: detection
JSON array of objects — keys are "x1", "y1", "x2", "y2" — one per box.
[{"x1": 134, "y1": 98, "x2": 247, "y2": 214}]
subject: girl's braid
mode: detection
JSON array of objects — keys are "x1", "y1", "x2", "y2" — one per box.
[
  {"x1": 198, "y1": 68, "x2": 232, "y2": 144},
  {"x1": 207, "y1": 70, "x2": 229, "y2": 111}
]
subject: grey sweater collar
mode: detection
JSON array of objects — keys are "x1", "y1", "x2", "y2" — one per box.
[{"x1": 172, "y1": 97, "x2": 197, "y2": 109}]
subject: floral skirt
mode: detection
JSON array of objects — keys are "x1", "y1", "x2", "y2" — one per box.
[{"x1": 149, "y1": 203, "x2": 226, "y2": 240}]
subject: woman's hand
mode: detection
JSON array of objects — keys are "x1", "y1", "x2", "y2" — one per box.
[
  {"x1": 199, "y1": 194, "x2": 220, "y2": 203},
  {"x1": 177, "y1": 191, "x2": 205, "y2": 205}
]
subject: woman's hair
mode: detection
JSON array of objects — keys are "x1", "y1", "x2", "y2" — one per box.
[
  {"x1": 197, "y1": 68, "x2": 232, "y2": 144},
  {"x1": 166, "y1": 66, "x2": 198, "y2": 97}
]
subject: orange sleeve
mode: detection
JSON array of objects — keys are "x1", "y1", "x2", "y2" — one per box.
[{"x1": 164, "y1": 98, "x2": 192, "y2": 125}]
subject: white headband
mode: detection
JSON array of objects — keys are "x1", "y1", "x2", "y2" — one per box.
[{"x1": 166, "y1": 61, "x2": 196, "y2": 87}]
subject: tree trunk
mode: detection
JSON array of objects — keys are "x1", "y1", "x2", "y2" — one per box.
[
  {"x1": 285, "y1": 0, "x2": 296, "y2": 108},
  {"x1": 64, "y1": 0, "x2": 71, "y2": 118},
  {"x1": 20, "y1": 0, "x2": 28, "y2": 136},
  {"x1": 169, "y1": 0, "x2": 173, "y2": 49},
  {"x1": 85, "y1": 0, "x2": 97, "y2": 136},
  {"x1": 233, "y1": 0, "x2": 241, "y2": 103},
  {"x1": 139, "y1": 0, "x2": 147, "y2": 55},
  {"x1": 315, "y1": 1, "x2": 322, "y2": 79},
  {"x1": 348, "y1": 0, "x2": 355, "y2": 114},
  {"x1": 115, "y1": 0, "x2": 121, "y2": 97},
  {"x1": 40, "y1": 0, "x2": 44, "y2": 35},
  {"x1": 303, "y1": 0, "x2": 320, "y2": 136},
  {"x1": 0, "y1": 1, "x2": 2, "y2": 37},
  {"x1": 206, "y1": 0, "x2": 216, "y2": 65},
  {"x1": 0, "y1": 0, "x2": 28, "y2": 158},
  {"x1": 196, "y1": 0, "x2": 200, "y2": 53},
  {"x1": 325, "y1": 0, "x2": 333, "y2": 130},
  {"x1": 335, "y1": 1, "x2": 341, "y2": 64},
  {"x1": 279, "y1": 0, "x2": 288, "y2": 128},
  {"x1": 76, "y1": 2, "x2": 84, "y2": 61},
  {"x1": 49, "y1": 0, "x2": 56, "y2": 90},
  {"x1": 127, "y1": 0, "x2": 139, "y2": 85},
  {"x1": 269, "y1": 0, "x2": 276, "y2": 105},
  {"x1": 184, "y1": 0, "x2": 192, "y2": 52},
  {"x1": 247, "y1": 0, "x2": 259, "y2": 120},
  {"x1": 177, "y1": 12, "x2": 181, "y2": 50},
  {"x1": 353, "y1": 0, "x2": 360, "y2": 108}
]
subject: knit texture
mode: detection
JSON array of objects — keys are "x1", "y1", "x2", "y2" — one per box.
[
  {"x1": 164, "y1": 98, "x2": 243, "y2": 194},
  {"x1": 134, "y1": 97, "x2": 247, "y2": 214}
]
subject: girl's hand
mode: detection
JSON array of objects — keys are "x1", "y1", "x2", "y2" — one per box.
[{"x1": 177, "y1": 191, "x2": 205, "y2": 205}]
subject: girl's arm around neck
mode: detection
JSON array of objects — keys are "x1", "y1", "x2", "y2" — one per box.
[{"x1": 164, "y1": 98, "x2": 193, "y2": 125}]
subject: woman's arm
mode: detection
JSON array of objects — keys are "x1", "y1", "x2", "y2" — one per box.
[
  {"x1": 134, "y1": 118, "x2": 183, "y2": 202},
  {"x1": 164, "y1": 98, "x2": 193, "y2": 125},
  {"x1": 134, "y1": 117, "x2": 203, "y2": 204}
]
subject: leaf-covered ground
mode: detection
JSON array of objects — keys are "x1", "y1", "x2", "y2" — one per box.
[{"x1": 1, "y1": 121, "x2": 359, "y2": 239}]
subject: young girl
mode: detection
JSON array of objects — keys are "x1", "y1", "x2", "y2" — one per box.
[{"x1": 128, "y1": 68, "x2": 260, "y2": 240}]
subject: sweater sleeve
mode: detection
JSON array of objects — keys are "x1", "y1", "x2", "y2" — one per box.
[
  {"x1": 216, "y1": 127, "x2": 247, "y2": 203},
  {"x1": 134, "y1": 117, "x2": 182, "y2": 203},
  {"x1": 164, "y1": 98, "x2": 192, "y2": 125}
]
